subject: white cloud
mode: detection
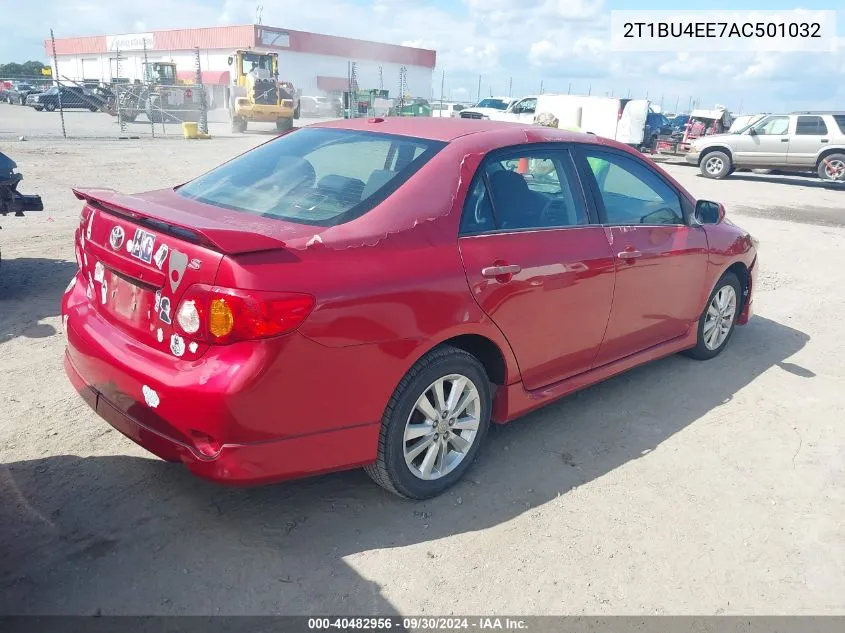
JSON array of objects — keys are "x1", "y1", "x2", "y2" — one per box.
[{"x1": 2, "y1": 1, "x2": 843, "y2": 112}]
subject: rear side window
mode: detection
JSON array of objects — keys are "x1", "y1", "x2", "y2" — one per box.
[
  {"x1": 177, "y1": 127, "x2": 445, "y2": 226},
  {"x1": 834, "y1": 115, "x2": 845, "y2": 134},
  {"x1": 795, "y1": 116, "x2": 828, "y2": 135},
  {"x1": 460, "y1": 148, "x2": 589, "y2": 234}
]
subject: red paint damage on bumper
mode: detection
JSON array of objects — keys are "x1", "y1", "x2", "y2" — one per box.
[{"x1": 61, "y1": 278, "x2": 381, "y2": 485}]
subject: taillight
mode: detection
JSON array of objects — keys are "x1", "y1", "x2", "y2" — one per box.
[
  {"x1": 174, "y1": 285, "x2": 315, "y2": 344},
  {"x1": 185, "y1": 88, "x2": 193, "y2": 98}
]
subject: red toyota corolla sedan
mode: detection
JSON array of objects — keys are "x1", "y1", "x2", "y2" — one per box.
[{"x1": 61, "y1": 117, "x2": 757, "y2": 499}]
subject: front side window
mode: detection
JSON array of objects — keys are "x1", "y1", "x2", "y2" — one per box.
[
  {"x1": 512, "y1": 98, "x2": 537, "y2": 114},
  {"x1": 178, "y1": 128, "x2": 445, "y2": 226},
  {"x1": 583, "y1": 149, "x2": 684, "y2": 225},
  {"x1": 754, "y1": 116, "x2": 790, "y2": 135},
  {"x1": 460, "y1": 149, "x2": 588, "y2": 234},
  {"x1": 795, "y1": 116, "x2": 828, "y2": 135}
]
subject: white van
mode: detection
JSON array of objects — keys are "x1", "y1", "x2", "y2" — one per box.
[{"x1": 533, "y1": 95, "x2": 650, "y2": 147}]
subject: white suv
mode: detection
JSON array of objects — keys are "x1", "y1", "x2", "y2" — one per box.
[{"x1": 686, "y1": 112, "x2": 845, "y2": 182}]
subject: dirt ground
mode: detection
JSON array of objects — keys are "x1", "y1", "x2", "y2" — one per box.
[{"x1": 1, "y1": 117, "x2": 844, "y2": 616}]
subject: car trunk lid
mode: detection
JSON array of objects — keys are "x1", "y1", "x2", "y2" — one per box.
[{"x1": 72, "y1": 187, "x2": 299, "y2": 359}]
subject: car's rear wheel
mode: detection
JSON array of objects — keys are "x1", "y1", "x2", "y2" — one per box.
[
  {"x1": 700, "y1": 151, "x2": 731, "y2": 179},
  {"x1": 365, "y1": 345, "x2": 492, "y2": 499},
  {"x1": 683, "y1": 271, "x2": 741, "y2": 360},
  {"x1": 44, "y1": 102, "x2": 56, "y2": 112},
  {"x1": 817, "y1": 153, "x2": 845, "y2": 182}
]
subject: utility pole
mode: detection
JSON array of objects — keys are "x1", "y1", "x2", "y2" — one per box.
[
  {"x1": 540, "y1": 79, "x2": 544, "y2": 94},
  {"x1": 49, "y1": 28, "x2": 66, "y2": 139},
  {"x1": 477, "y1": 75, "x2": 481, "y2": 103},
  {"x1": 567, "y1": 82, "x2": 571, "y2": 95},
  {"x1": 439, "y1": 69, "x2": 445, "y2": 111},
  {"x1": 508, "y1": 77, "x2": 512, "y2": 98}
]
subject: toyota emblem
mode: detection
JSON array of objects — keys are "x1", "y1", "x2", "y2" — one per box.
[{"x1": 109, "y1": 225, "x2": 125, "y2": 250}]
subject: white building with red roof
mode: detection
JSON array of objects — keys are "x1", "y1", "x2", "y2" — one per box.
[{"x1": 44, "y1": 24, "x2": 436, "y2": 105}]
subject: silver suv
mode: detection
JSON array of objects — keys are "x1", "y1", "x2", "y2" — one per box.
[{"x1": 686, "y1": 112, "x2": 845, "y2": 181}]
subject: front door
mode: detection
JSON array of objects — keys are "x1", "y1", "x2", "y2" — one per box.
[
  {"x1": 787, "y1": 115, "x2": 830, "y2": 167},
  {"x1": 733, "y1": 115, "x2": 791, "y2": 166},
  {"x1": 458, "y1": 146, "x2": 616, "y2": 390},
  {"x1": 577, "y1": 147, "x2": 709, "y2": 367}
]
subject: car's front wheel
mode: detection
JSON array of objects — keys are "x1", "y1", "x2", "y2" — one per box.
[
  {"x1": 365, "y1": 345, "x2": 492, "y2": 499},
  {"x1": 700, "y1": 150, "x2": 732, "y2": 179},
  {"x1": 684, "y1": 271, "x2": 741, "y2": 360}
]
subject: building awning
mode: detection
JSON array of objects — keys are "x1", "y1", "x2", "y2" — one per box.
[
  {"x1": 316, "y1": 76, "x2": 350, "y2": 93},
  {"x1": 176, "y1": 70, "x2": 230, "y2": 85}
]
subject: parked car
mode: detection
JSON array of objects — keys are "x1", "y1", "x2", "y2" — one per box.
[
  {"x1": 644, "y1": 111, "x2": 672, "y2": 149},
  {"x1": 687, "y1": 111, "x2": 845, "y2": 181},
  {"x1": 26, "y1": 85, "x2": 106, "y2": 111},
  {"x1": 4, "y1": 82, "x2": 40, "y2": 105},
  {"x1": 62, "y1": 118, "x2": 757, "y2": 499},
  {"x1": 430, "y1": 102, "x2": 466, "y2": 118},
  {"x1": 299, "y1": 95, "x2": 337, "y2": 118},
  {"x1": 459, "y1": 96, "x2": 517, "y2": 119}
]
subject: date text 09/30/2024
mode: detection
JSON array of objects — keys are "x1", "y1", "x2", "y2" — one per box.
[{"x1": 307, "y1": 617, "x2": 529, "y2": 631}]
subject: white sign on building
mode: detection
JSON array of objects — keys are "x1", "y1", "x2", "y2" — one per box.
[{"x1": 106, "y1": 32, "x2": 155, "y2": 52}]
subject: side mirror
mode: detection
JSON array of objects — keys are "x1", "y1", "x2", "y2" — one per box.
[
  {"x1": 227, "y1": 56, "x2": 233, "y2": 66},
  {"x1": 695, "y1": 200, "x2": 725, "y2": 225},
  {"x1": 747, "y1": 127, "x2": 756, "y2": 135}
]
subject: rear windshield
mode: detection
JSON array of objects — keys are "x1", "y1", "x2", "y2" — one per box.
[{"x1": 177, "y1": 127, "x2": 445, "y2": 227}]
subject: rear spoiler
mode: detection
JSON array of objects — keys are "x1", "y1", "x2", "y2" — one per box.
[{"x1": 72, "y1": 187, "x2": 288, "y2": 255}]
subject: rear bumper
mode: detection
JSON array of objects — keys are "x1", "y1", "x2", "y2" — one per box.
[
  {"x1": 65, "y1": 351, "x2": 376, "y2": 484},
  {"x1": 61, "y1": 276, "x2": 382, "y2": 485}
]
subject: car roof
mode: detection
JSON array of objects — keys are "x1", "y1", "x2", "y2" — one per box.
[{"x1": 313, "y1": 116, "x2": 605, "y2": 143}]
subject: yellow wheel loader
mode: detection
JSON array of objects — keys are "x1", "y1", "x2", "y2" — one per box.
[{"x1": 227, "y1": 50, "x2": 300, "y2": 133}]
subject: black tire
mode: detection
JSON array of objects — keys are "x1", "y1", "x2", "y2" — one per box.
[
  {"x1": 19, "y1": 96, "x2": 25, "y2": 105},
  {"x1": 231, "y1": 116, "x2": 247, "y2": 133},
  {"x1": 817, "y1": 153, "x2": 845, "y2": 182},
  {"x1": 293, "y1": 104, "x2": 301, "y2": 120},
  {"x1": 44, "y1": 102, "x2": 56, "y2": 112},
  {"x1": 364, "y1": 345, "x2": 492, "y2": 499},
  {"x1": 275, "y1": 117, "x2": 293, "y2": 132},
  {"x1": 683, "y1": 271, "x2": 742, "y2": 361},
  {"x1": 699, "y1": 150, "x2": 732, "y2": 179}
]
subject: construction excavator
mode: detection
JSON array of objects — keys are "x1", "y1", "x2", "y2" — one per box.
[{"x1": 227, "y1": 50, "x2": 300, "y2": 133}]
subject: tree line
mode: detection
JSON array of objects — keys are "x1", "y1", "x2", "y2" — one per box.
[{"x1": 0, "y1": 61, "x2": 48, "y2": 78}]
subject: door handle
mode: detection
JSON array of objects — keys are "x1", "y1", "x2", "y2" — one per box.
[
  {"x1": 481, "y1": 264, "x2": 521, "y2": 278},
  {"x1": 617, "y1": 250, "x2": 642, "y2": 259},
  {"x1": 780, "y1": 138, "x2": 789, "y2": 142},
  {"x1": 821, "y1": 139, "x2": 829, "y2": 143}
]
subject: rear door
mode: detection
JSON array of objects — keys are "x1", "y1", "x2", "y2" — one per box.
[
  {"x1": 458, "y1": 145, "x2": 616, "y2": 390},
  {"x1": 787, "y1": 115, "x2": 830, "y2": 167},
  {"x1": 75, "y1": 193, "x2": 225, "y2": 358},
  {"x1": 576, "y1": 146, "x2": 708, "y2": 366}
]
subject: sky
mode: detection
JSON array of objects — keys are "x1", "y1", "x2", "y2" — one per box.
[{"x1": 1, "y1": 0, "x2": 843, "y2": 113}]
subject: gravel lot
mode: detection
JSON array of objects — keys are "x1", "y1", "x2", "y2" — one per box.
[{"x1": 1, "y1": 106, "x2": 844, "y2": 616}]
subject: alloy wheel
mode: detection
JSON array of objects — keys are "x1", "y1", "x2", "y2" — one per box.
[
  {"x1": 703, "y1": 285, "x2": 737, "y2": 350},
  {"x1": 705, "y1": 156, "x2": 724, "y2": 175},
  {"x1": 403, "y1": 374, "x2": 481, "y2": 481}
]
